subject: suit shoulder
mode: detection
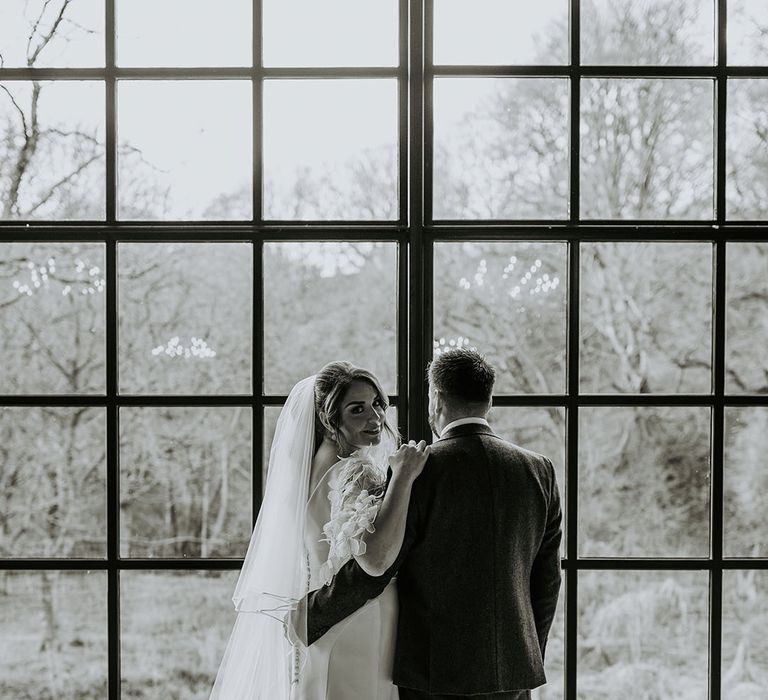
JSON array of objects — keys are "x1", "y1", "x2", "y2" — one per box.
[
  {"x1": 484, "y1": 435, "x2": 557, "y2": 477},
  {"x1": 424, "y1": 433, "x2": 554, "y2": 473},
  {"x1": 481, "y1": 433, "x2": 548, "y2": 460}
]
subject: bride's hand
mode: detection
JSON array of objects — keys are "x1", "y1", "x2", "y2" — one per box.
[{"x1": 388, "y1": 440, "x2": 430, "y2": 482}]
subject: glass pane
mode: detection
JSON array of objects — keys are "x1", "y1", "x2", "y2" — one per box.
[
  {"x1": 263, "y1": 406, "x2": 281, "y2": 494},
  {"x1": 0, "y1": 0, "x2": 103, "y2": 67},
  {"x1": 433, "y1": 242, "x2": 567, "y2": 394},
  {"x1": 579, "y1": 407, "x2": 711, "y2": 557},
  {"x1": 0, "y1": 243, "x2": 106, "y2": 394},
  {"x1": 726, "y1": 80, "x2": 768, "y2": 220},
  {"x1": 263, "y1": 242, "x2": 398, "y2": 394},
  {"x1": 728, "y1": 0, "x2": 768, "y2": 66},
  {"x1": 723, "y1": 570, "x2": 768, "y2": 699},
  {"x1": 725, "y1": 408, "x2": 768, "y2": 557},
  {"x1": 118, "y1": 80, "x2": 252, "y2": 220},
  {"x1": 118, "y1": 243, "x2": 252, "y2": 395},
  {"x1": 121, "y1": 570, "x2": 238, "y2": 699},
  {"x1": 120, "y1": 407, "x2": 252, "y2": 558},
  {"x1": 580, "y1": 79, "x2": 714, "y2": 219},
  {"x1": 0, "y1": 81, "x2": 105, "y2": 220},
  {"x1": 0, "y1": 407, "x2": 106, "y2": 558},
  {"x1": 433, "y1": 78, "x2": 569, "y2": 219},
  {"x1": 433, "y1": 0, "x2": 568, "y2": 65},
  {"x1": 582, "y1": 0, "x2": 714, "y2": 65},
  {"x1": 578, "y1": 571, "x2": 708, "y2": 698},
  {"x1": 0, "y1": 571, "x2": 107, "y2": 699},
  {"x1": 726, "y1": 243, "x2": 768, "y2": 393},
  {"x1": 117, "y1": 0, "x2": 251, "y2": 67},
  {"x1": 263, "y1": 0, "x2": 397, "y2": 67},
  {"x1": 488, "y1": 407, "x2": 566, "y2": 557},
  {"x1": 263, "y1": 79, "x2": 397, "y2": 220},
  {"x1": 580, "y1": 242, "x2": 713, "y2": 393},
  {"x1": 532, "y1": 573, "x2": 565, "y2": 700}
]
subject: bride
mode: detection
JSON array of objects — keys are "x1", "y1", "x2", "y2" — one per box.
[{"x1": 209, "y1": 361, "x2": 430, "y2": 699}]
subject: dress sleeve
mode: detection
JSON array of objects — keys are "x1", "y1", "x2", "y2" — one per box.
[{"x1": 318, "y1": 454, "x2": 387, "y2": 585}]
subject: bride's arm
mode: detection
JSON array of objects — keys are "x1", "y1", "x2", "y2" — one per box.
[{"x1": 355, "y1": 440, "x2": 430, "y2": 577}]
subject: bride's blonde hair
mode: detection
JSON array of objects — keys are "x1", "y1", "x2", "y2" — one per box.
[{"x1": 314, "y1": 361, "x2": 400, "y2": 456}]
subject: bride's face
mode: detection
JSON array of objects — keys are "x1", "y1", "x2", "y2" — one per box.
[{"x1": 338, "y1": 380, "x2": 387, "y2": 451}]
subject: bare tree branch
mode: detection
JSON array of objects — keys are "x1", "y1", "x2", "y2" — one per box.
[
  {"x1": 0, "y1": 85, "x2": 29, "y2": 137},
  {"x1": 25, "y1": 152, "x2": 102, "y2": 216},
  {"x1": 27, "y1": 0, "x2": 72, "y2": 67},
  {"x1": 2, "y1": 81, "x2": 42, "y2": 218}
]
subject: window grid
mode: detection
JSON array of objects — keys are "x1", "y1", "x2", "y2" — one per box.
[{"x1": 0, "y1": 1, "x2": 766, "y2": 699}]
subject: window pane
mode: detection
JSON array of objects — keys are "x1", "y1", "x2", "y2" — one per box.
[
  {"x1": 121, "y1": 570, "x2": 238, "y2": 699},
  {"x1": 728, "y1": 0, "x2": 768, "y2": 66},
  {"x1": 118, "y1": 243, "x2": 252, "y2": 395},
  {"x1": 0, "y1": 243, "x2": 106, "y2": 394},
  {"x1": 0, "y1": 571, "x2": 107, "y2": 698},
  {"x1": 117, "y1": 0, "x2": 251, "y2": 67},
  {"x1": 433, "y1": 0, "x2": 568, "y2": 65},
  {"x1": 433, "y1": 78, "x2": 569, "y2": 220},
  {"x1": 580, "y1": 242, "x2": 713, "y2": 394},
  {"x1": 488, "y1": 406, "x2": 566, "y2": 557},
  {"x1": 581, "y1": 79, "x2": 714, "y2": 219},
  {"x1": 263, "y1": 242, "x2": 398, "y2": 395},
  {"x1": 433, "y1": 242, "x2": 567, "y2": 394},
  {"x1": 120, "y1": 407, "x2": 252, "y2": 558},
  {"x1": 0, "y1": 407, "x2": 105, "y2": 558},
  {"x1": 582, "y1": 0, "x2": 714, "y2": 65},
  {"x1": 725, "y1": 408, "x2": 768, "y2": 558},
  {"x1": 0, "y1": 0, "x2": 104, "y2": 67},
  {"x1": 263, "y1": 0, "x2": 397, "y2": 67},
  {"x1": 578, "y1": 571, "x2": 708, "y2": 698},
  {"x1": 118, "y1": 81, "x2": 252, "y2": 220},
  {"x1": 726, "y1": 80, "x2": 768, "y2": 220},
  {"x1": 264, "y1": 406, "x2": 281, "y2": 495},
  {"x1": 0, "y1": 81, "x2": 105, "y2": 220},
  {"x1": 579, "y1": 407, "x2": 711, "y2": 557},
  {"x1": 263, "y1": 79, "x2": 397, "y2": 220},
  {"x1": 723, "y1": 570, "x2": 768, "y2": 699},
  {"x1": 726, "y1": 243, "x2": 768, "y2": 393}
]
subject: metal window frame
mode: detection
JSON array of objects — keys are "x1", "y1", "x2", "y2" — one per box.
[{"x1": 0, "y1": 1, "x2": 766, "y2": 699}]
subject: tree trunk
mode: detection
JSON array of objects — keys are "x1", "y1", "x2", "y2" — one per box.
[{"x1": 39, "y1": 570, "x2": 61, "y2": 652}]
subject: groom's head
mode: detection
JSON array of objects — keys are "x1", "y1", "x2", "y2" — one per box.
[{"x1": 427, "y1": 348, "x2": 495, "y2": 436}]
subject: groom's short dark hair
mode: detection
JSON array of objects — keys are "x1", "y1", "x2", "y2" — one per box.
[{"x1": 428, "y1": 348, "x2": 495, "y2": 406}]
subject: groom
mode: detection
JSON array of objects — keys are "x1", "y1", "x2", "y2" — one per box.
[{"x1": 305, "y1": 348, "x2": 562, "y2": 699}]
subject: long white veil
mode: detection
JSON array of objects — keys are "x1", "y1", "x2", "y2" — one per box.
[{"x1": 209, "y1": 375, "x2": 316, "y2": 699}]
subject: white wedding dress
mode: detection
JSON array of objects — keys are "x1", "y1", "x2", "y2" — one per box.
[
  {"x1": 209, "y1": 375, "x2": 398, "y2": 700},
  {"x1": 295, "y1": 449, "x2": 399, "y2": 700}
]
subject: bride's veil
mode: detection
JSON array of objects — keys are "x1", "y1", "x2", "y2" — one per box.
[{"x1": 210, "y1": 375, "x2": 316, "y2": 699}]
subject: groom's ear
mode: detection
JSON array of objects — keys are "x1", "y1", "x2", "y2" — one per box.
[{"x1": 432, "y1": 388, "x2": 442, "y2": 413}]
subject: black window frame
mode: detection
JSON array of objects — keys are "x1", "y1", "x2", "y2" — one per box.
[{"x1": 0, "y1": 1, "x2": 766, "y2": 698}]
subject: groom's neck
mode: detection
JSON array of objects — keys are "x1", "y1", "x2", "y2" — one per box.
[{"x1": 438, "y1": 409, "x2": 489, "y2": 434}]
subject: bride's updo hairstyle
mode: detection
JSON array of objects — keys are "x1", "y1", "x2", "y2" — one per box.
[{"x1": 314, "y1": 361, "x2": 399, "y2": 456}]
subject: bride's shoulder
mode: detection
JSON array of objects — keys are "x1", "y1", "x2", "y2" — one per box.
[
  {"x1": 312, "y1": 440, "x2": 338, "y2": 472},
  {"x1": 309, "y1": 440, "x2": 340, "y2": 498}
]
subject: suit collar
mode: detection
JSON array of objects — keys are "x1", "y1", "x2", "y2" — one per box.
[{"x1": 437, "y1": 422, "x2": 495, "y2": 442}]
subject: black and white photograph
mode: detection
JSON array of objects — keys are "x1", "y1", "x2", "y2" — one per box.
[{"x1": 0, "y1": 1, "x2": 767, "y2": 698}]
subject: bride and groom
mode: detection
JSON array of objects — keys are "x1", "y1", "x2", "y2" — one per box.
[{"x1": 209, "y1": 348, "x2": 562, "y2": 700}]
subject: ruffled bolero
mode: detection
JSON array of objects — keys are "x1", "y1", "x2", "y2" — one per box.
[{"x1": 318, "y1": 447, "x2": 389, "y2": 585}]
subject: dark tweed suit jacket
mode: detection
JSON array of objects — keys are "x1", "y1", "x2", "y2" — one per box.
[{"x1": 306, "y1": 422, "x2": 562, "y2": 695}]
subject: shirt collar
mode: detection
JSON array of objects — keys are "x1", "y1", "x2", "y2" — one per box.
[{"x1": 439, "y1": 416, "x2": 490, "y2": 439}]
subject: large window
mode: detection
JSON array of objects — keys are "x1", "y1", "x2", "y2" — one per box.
[{"x1": 0, "y1": 1, "x2": 766, "y2": 698}]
